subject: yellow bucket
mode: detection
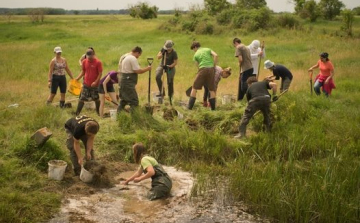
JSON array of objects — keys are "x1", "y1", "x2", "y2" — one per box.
[{"x1": 68, "y1": 79, "x2": 82, "y2": 96}]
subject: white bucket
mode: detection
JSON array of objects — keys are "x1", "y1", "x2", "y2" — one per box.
[
  {"x1": 109, "y1": 109, "x2": 117, "y2": 121},
  {"x1": 48, "y1": 160, "x2": 67, "y2": 181},
  {"x1": 80, "y1": 166, "x2": 94, "y2": 183},
  {"x1": 222, "y1": 94, "x2": 232, "y2": 105}
]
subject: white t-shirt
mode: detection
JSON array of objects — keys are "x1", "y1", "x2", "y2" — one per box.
[
  {"x1": 247, "y1": 45, "x2": 266, "y2": 75},
  {"x1": 121, "y1": 54, "x2": 140, "y2": 74}
]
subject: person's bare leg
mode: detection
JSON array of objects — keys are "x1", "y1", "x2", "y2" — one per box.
[
  {"x1": 99, "y1": 94, "x2": 105, "y2": 118},
  {"x1": 47, "y1": 93, "x2": 56, "y2": 104}
]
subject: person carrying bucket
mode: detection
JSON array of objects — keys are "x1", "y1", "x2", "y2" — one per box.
[
  {"x1": 117, "y1": 46, "x2": 152, "y2": 113},
  {"x1": 98, "y1": 70, "x2": 119, "y2": 118},
  {"x1": 65, "y1": 115, "x2": 99, "y2": 176},
  {"x1": 155, "y1": 40, "x2": 178, "y2": 105},
  {"x1": 75, "y1": 48, "x2": 103, "y2": 115},
  {"x1": 122, "y1": 143, "x2": 172, "y2": 200},
  {"x1": 46, "y1": 46, "x2": 74, "y2": 108},
  {"x1": 264, "y1": 60, "x2": 293, "y2": 93}
]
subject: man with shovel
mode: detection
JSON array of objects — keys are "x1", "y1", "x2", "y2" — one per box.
[
  {"x1": 155, "y1": 40, "x2": 178, "y2": 105},
  {"x1": 264, "y1": 60, "x2": 293, "y2": 93},
  {"x1": 234, "y1": 76, "x2": 278, "y2": 139},
  {"x1": 65, "y1": 115, "x2": 99, "y2": 176},
  {"x1": 117, "y1": 46, "x2": 152, "y2": 112}
]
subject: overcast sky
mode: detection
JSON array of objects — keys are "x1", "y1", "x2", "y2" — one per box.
[{"x1": 0, "y1": 0, "x2": 358, "y2": 12}]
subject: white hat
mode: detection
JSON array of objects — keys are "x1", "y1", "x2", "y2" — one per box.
[
  {"x1": 163, "y1": 40, "x2": 174, "y2": 50},
  {"x1": 54, "y1": 46, "x2": 62, "y2": 53},
  {"x1": 251, "y1": 40, "x2": 260, "y2": 49},
  {"x1": 264, "y1": 60, "x2": 274, "y2": 69}
]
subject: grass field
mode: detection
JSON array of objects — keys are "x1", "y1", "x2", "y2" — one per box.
[{"x1": 0, "y1": 14, "x2": 360, "y2": 222}]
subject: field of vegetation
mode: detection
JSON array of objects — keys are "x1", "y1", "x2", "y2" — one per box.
[{"x1": 0, "y1": 14, "x2": 359, "y2": 222}]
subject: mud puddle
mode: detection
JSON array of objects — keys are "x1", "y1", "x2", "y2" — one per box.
[{"x1": 49, "y1": 166, "x2": 267, "y2": 223}]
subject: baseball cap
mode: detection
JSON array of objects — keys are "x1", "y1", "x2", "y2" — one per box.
[
  {"x1": 264, "y1": 60, "x2": 275, "y2": 69},
  {"x1": 54, "y1": 46, "x2": 62, "y2": 53}
]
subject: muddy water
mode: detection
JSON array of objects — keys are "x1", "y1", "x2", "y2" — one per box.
[{"x1": 49, "y1": 167, "x2": 266, "y2": 223}]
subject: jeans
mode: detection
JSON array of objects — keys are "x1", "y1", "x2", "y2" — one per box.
[{"x1": 314, "y1": 80, "x2": 328, "y2": 97}]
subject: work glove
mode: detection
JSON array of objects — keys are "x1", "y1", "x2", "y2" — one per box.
[
  {"x1": 272, "y1": 95, "x2": 279, "y2": 102},
  {"x1": 161, "y1": 48, "x2": 166, "y2": 55}
]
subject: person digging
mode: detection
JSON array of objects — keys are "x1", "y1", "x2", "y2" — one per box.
[
  {"x1": 155, "y1": 40, "x2": 178, "y2": 105},
  {"x1": 65, "y1": 115, "x2": 99, "y2": 176},
  {"x1": 234, "y1": 76, "x2": 278, "y2": 139},
  {"x1": 188, "y1": 41, "x2": 218, "y2": 110},
  {"x1": 117, "y1": 46, "x2": 152, "y2": 113},
  {"x1": 264, "y1": 60, "x2": 293, "y2": 93}
]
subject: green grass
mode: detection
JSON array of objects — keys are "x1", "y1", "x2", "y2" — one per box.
[{"x1": 0, "y1": 14, "x2": 360, "y2": 222}]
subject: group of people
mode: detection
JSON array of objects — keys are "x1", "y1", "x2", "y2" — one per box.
[{"x1": 47, "y1": 38, "x2": 335, "y2": 200}]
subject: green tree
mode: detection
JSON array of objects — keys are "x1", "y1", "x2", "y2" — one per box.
[
  {"x1": 128, "y1": 2, "x2": 158, "y2": 19},
  {"x1": 341, "y1": 9, "x2": 354, "y2": 36},
  {"x1": 204, "y1": 0, "x2": 231, "y2": 15},
  {"x1": 236, "y1": 0, "x2": 267, "y2": 9},
  {"x1": 318, "y1": 0, "x2": 344, "y2": 20},
  {"x1": 352, "y1": 6, "x2": 360, "y2": 15},
  {"x1": 304, "y1": 0, "x2": 320, "y2": 22},
  {"x1": 292, "y1": 0, "x2": 306, "y2": 14}
]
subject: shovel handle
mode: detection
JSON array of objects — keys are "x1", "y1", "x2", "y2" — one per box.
[
  {"x1": 308, "y1": 70, "x2": 313, "y2": 80},
  {"x1": 147, "y1": 57, "x2": 154, "y2": 66}
]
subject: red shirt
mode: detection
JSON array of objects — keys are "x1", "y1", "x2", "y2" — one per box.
[
  {"x1": 82, "y1": 58, "x2": 103, "y2": 87},
  {"x1": 317, "y1": 59, "x2": 334, "y2": 77}
]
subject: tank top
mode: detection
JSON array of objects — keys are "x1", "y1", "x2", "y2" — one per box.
[{"x1": 53, "y1": 58, "x2": 66, "y2": 76}]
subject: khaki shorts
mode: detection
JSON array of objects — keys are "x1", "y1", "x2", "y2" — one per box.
[{"x1": 193, "y1": 67, "x2": 215, "y2": 91}]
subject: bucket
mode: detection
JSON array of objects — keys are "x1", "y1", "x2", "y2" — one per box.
[
  {"x1": 68, "y1": 79, "x2": 82, "y2": 96},
  {"x1": 222, "y1": 94, "x2": 233, "y2": 105},
  {"x1": 80, "y1": 166, "x2": 94, "y2": 183},
  {"x1": 48, "y1": 160, "x2": 67, "y2": 181},
  {"x1": 109, "y1": 109, "x2": 117, "y2": 121}
]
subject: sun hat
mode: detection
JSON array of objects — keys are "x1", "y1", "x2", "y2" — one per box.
[
  {"x1": 264, "y1": 60, "x2": 275, "y2": 69},
  {"x1": 54, "y1": 46, "x2": 62, "y2": 53},
  {"x1": 250, "y1": 40, "x2": 260, "y2": 49},
  {"x1": 163, "y1": 40, "x2": 174, "y2": 50}
]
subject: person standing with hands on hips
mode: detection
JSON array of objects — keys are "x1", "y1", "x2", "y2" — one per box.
[
  {"x1": 75, "y1": 48, "x2": 103, "y2": 116},
  {"x1": 46, "y1": 46, "x2": 74, "y2": 107}
]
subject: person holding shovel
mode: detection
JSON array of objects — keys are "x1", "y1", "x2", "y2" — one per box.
[
  {"x1": 46, "y1": 46, "x2": 74, "y2": 108},
  {"x1": 188, "y1": 41, "x2": 218, "y2": 110},
  {"x1": 75, "y1": 48, "x2": 103, "y2": 116},
  {"x1": 117, "y1": 46, "x2": 152, "y2": 112},
  {"x1": 264, "y1": 60, "x2": 293, "y2": 93},
  {"x1": 233, "y1": 38, "x2": 254, "y2": 101},
  {"x1": 155, "y1": 40, "x2": 178, "y2": 105},
  {"x1": 65, "y1": 115, "x2": 99, "y2": 176},
  {"x1": 308, "y1": 52, "x2": 335, "y2": 97},
  {"x1": 98, "y1": 70, "x2": 119, "y2": 118},
  {"x1": 122, "y1": 143, "x2": 172, "y2": 201},
  {"x1": 203, "y1": 66, "x2": 232, "y2": 107},
  {"x1": 248, "y1": 40, "x2": 265, "y2": 77},
  {"x1": 234, "y1": 76, "x2": 278, "y2": 139}
]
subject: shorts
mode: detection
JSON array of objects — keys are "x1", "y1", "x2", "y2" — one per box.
[
  {"x1": 51, "y1": 75, "x2": 67, "y2": 94},
  {"x1": 79, "y1": 85, "x2": 99, "y2": 101},
  {"x1": 193, "y1": 67, "x2": 215, "y2": 91},
  {"x1": 98, "y1": 84, "x2": 115, "y2": 94}
]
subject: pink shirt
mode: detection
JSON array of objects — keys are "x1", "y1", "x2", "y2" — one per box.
[{"x1": 318, "y1": 59, "x2": 334, "y2": 77}]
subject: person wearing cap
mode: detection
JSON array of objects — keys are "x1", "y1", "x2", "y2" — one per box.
[
  {"x1": 117, "y1": 46, "x2": 152, "y2": 112},
  {"x1": 234, "y1": 76, "x2": 278, "y2": 139},
  {"x1": 248, "y1": 40, "x2": 265, "y2": 77},
  {"x1": 203, "y1": 66, "x2": 232, "y2": 107},
  {"x1": 308, "y1": 52, "x2": 335, "y2": 96},
  {"x1": 188, "y1": 41, "x2": 218, "y2": 110},
  {"x1": 233, "y1": 38, "x2": 254, "y2": 101},
  {"x1": 65, "y1": 115, "x2": 99, "y2": 175},
  {"x1": 264, "y1": 60, "x2": 293, "y2": 93},
  {"x1": 78, "y1": 47, "x2": 95, "y2": 66},
  {"x1": 75, "y1": 48, "x2": 103, "y2": 115},
  {"x1": 46, "y1": 46, "x2": 74, "y2": 108},
  {"x1": 155, "y1": 40, "x2": 178, "y2": 105}
]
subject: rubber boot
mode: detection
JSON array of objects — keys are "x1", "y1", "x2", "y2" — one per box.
[
  {"x1": 187, "y1": 97, "x2": 196, "y2": 110},
  {"x1": 59, "y1": 101, "x2": 65, "y2": 108},
  {"x1": 169, "y1": 96, "x2": 172, "y2": 106},
  {"x1": 75, "y1": 101, "x2": 84, "y2": 116},
  {"x1": 95, "y1": 100, "x2": 100, "y2": 116},
  {"x1": 209, "y1": 98, "x2": 216, "y2": 110},
  {"x1": 234, "y1": 125, "x2": 246, "y2": 139}
]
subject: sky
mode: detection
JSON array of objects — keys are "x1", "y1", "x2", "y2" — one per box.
[{"x1": 0, "y1": 0, "x2": 358, "y2": 12}]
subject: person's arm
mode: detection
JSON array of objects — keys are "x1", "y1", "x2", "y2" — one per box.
[
  {"x1": 76, "y1": 61, "x2": 85, "y2": 81},
  {"x1": 91, "y1": 62, "x2": 103, "y2": 87},
  {"x1": 134, "y1": 165, "x2": 155, "y2": 183},
  {"x1": 169, "y1": 59, "x2": 177, "y2": 68},
  {"x1": 73, "y1": 138, "x2": 83, "y2": 166},
  {"x1": 48, "y1": 60, "x2": 55, "y2": 88},
  {"x1": 102, "y1": 75, "x2": 111, "y2": 95},
  {"x1": 156, "y1": 51, "x2": 163, "y2": 60},
  {"x1": 237, "y1": 55, "x2": 243, "y2": 66},
  {"x1": 134, "y1": 65, "x2": 151, "y2": 74},
  {"x1": 79, "y1": 54, "x2": 85, "y2": 66},
  {"x1": 123, "y1": 167, "x2": 143, "y2": 185},
  {"x1": 308, "y1": 62, "x2": 319, "y2": 72},
  {"x1": 211, "y1": 51, "x2": 218, "y2": 66},
  {"x1": 325, "y1": 69, "x2": 334, "y2": 84},
  {"x1": 64, "y1": 59, "x2": 74, "y2": 79},
  {"x1": 85, "y1": 135, "x2": 95, "y2": 161}
]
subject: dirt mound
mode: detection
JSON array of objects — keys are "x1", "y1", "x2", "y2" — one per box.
[{"x1": 163, "y1": 108, "x2": 178, "y2": 121}]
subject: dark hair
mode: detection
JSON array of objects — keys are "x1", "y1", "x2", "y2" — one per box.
[
  {"x1": 233, "y1": 38, "x2": 241, "y2": 44},
  {"x1": 132, "y1": 46, "x2": 142, "y2": 54},
  {"x1": 88, "y1": 47, "x2": 95, "y2": 54},
  {"x1": 133, "y1": 143, "x2": 146, "y2": 164},
  {"x1": 85, "y1": 121, "x2": 99, "y2": 135},
  {"x1": 190, "y1": 41, "x2": 200, "y2": 50},
  {"x1": 247, "y1": 76, "x2": 258, "y2": 85},
  {"x1": 320, "y1": 52, "x2": 329, "y2": 61}
]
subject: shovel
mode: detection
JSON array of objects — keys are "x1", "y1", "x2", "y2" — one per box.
[
  {"x1": 253, "y1": 89, "x2": 288, "y2": 117},
  {"x1": 145, "y1": 57, "x2": 154, "y2": 114},
  {"x1": 256, "y1": 41, "x2": 265, "y2": 81},
  {"x1": 309, "y1": 70, "x2": 313, "y2": 95}
]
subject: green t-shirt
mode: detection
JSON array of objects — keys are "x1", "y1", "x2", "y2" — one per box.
[
  {"x1": 193, "y1": 47, "x2": 214, "y2": 69},
  {"x1": 140, "y1": 155, "x2": 158, "y2": 171}
]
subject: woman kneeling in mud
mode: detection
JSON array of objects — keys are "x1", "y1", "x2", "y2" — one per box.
[{"x1": 122, "y1": 143, "x2": 172, "y2": 200}]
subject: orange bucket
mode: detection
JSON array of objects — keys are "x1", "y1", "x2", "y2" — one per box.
[{"x1": 68, "y1": 79, "x2": 82, "y2": 96}]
